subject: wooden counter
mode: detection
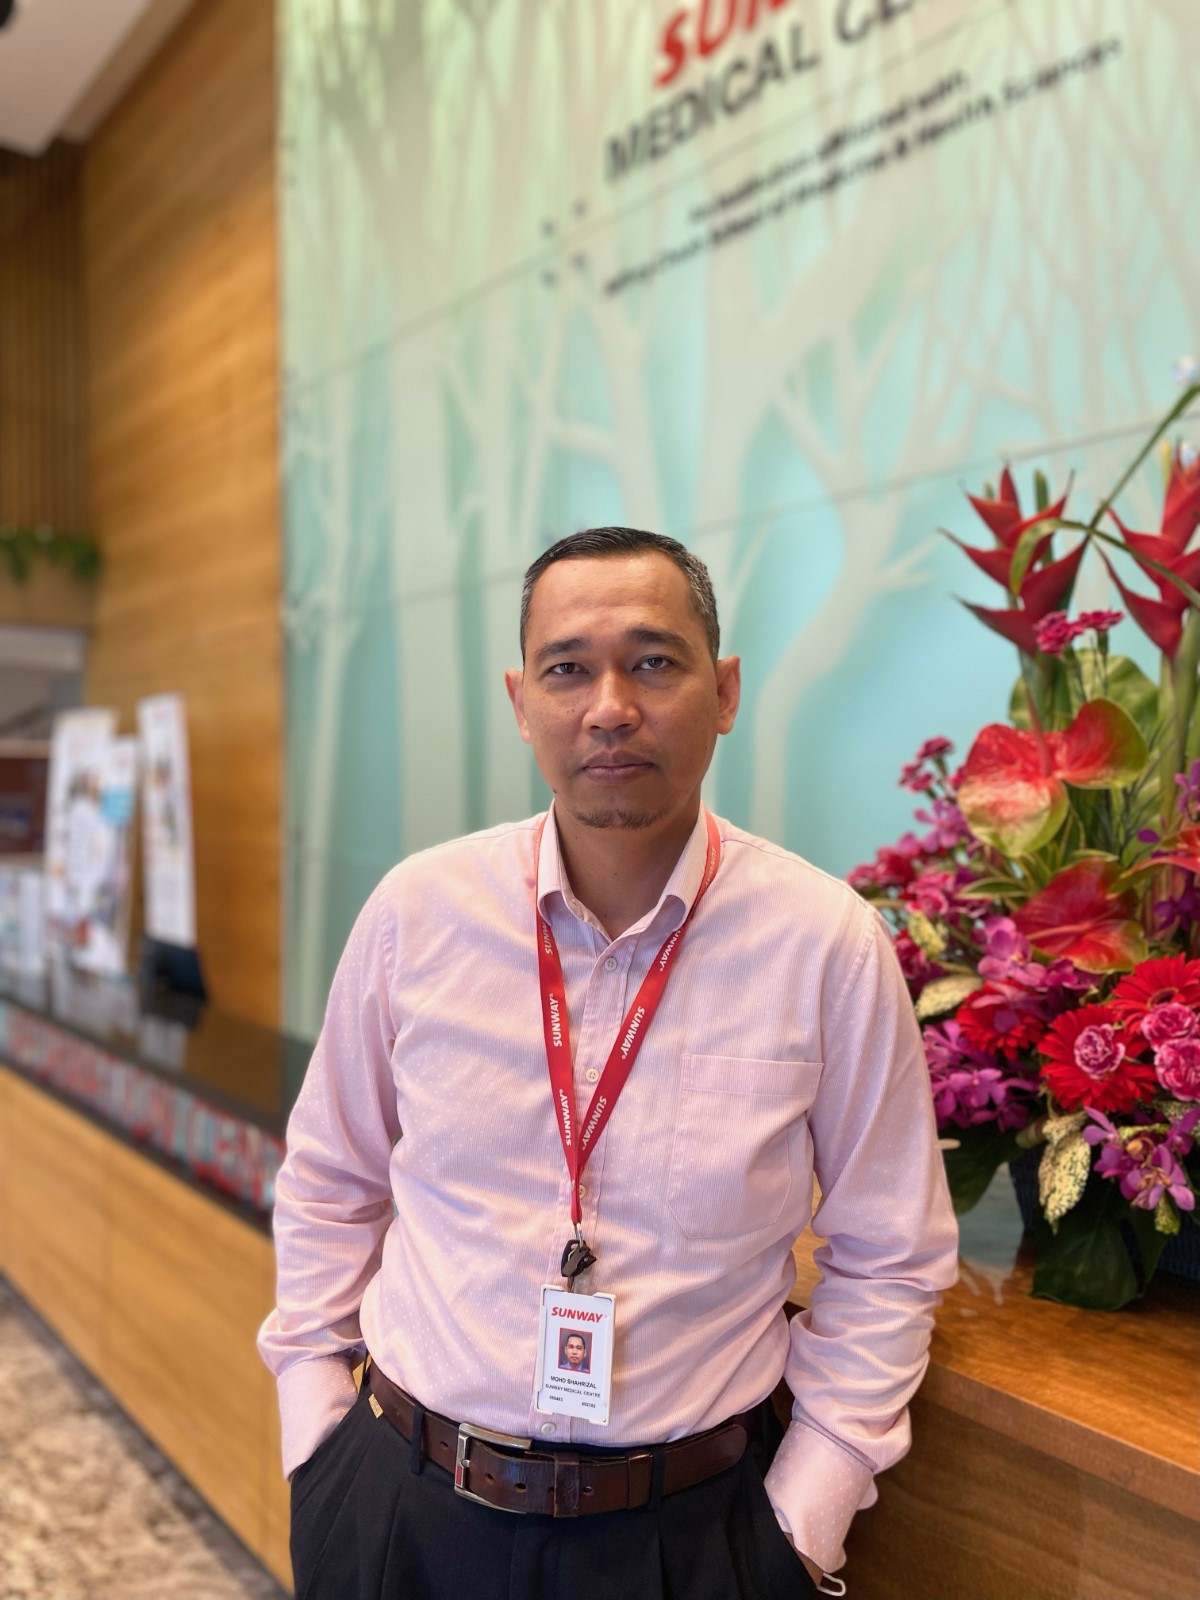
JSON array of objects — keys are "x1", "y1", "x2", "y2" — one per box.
[{"x1": 789, "y1": 1178, "x2": 1200, "y2": 1599}]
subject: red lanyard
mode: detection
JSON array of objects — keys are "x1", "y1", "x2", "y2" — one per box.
[{"x1": 534, "y1": 808, "x2": 721, "y2": 1228}]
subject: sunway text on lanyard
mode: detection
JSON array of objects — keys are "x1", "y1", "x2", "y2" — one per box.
[{"x1": 534, "y1": 807, "x2": 722, "y2": 1287}]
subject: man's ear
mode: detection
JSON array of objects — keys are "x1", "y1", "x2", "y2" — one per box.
[
  {"x1": 715, "y1": 656, "x2": 741, "y2": 735},
  {"x1": 505, "y1": 667, "x2": 533, "y2": 745}
]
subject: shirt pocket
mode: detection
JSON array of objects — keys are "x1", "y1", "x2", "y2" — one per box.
[{"x1": 666, "y1": 1055, "x2": 822, "y2": 1240}]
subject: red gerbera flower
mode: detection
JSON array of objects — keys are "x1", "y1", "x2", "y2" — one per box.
[
  {"x1": 956, "y1": 984, "x2": 1048, "y2": 1061},
  {"x1": 1039, "y1": 1004, "x2": 1159, "y2": 1113},
  {"x1": 1109, "y1": 955, "x2": 1200, "y2": 1043}
]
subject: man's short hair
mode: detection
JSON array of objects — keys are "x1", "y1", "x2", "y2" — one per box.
[{"x1": 519, "y1": 527, "x2": 720, "y2": 661}]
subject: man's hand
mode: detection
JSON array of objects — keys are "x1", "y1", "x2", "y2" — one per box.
[
  {"x1": 780, "y1": 1531, "x2": 823, "y2": 1587},
  {"x1": 796, "y1": 1549, "x2": 824, "y2": 1586}
]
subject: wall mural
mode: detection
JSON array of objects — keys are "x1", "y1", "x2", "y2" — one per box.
[{"x1": 280, "y1": 0, "x2": 1199, "y2": 1037}]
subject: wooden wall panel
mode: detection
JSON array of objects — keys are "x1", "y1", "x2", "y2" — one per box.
[
  {"x1": 80, "y1": 0, "x2": 282, "y2": 1026},
  {"x1": 0, "y1": 142, "x2": 86, "y2": 534}
]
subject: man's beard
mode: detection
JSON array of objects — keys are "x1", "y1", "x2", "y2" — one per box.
[{"x1": 573, "y1": 804, "x2": 667, "y2": 831}]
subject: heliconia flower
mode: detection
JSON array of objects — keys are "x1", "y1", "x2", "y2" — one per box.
[
  {"x1": 1101, "y1": 447, "x2": 1200, "y2": 660},
  {"x1": 1155, "y1": 1037, "x2": 1200, "y2": 1100},
  {"x1": 950, "y1": 472, "x2": 1084, "y2": 654},
  {"x1": 1012, "y1": 859, "x2": 1149, "y2": 972},
  {"x1": 957, "y1": 700, "x2": 1148, "y2": 855},
  {"x1": 1039, "y1": 1005, "x2": 1158, "y2": 1112}
]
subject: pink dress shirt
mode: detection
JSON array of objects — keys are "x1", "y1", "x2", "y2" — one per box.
[{"x1": 258, "y1": 807, "x2": 958, "y2": 1573}]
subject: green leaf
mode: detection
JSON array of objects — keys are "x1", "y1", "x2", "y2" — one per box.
[
  {"x1": 941, "y1": 1124, "x2": 1024, "y2": 1215},
  {"x1": 914, "y1": 974, "x2": 982, "y2": 1020},
  {"x1": 1034, "y1": 469, "x2": 1050, "y2": 513},
  {"x1": 1037, "y1": 1125, "x2": 1091, "y2": 1226},
  {"x1": 1027, "y1": 1168, "x2": 1170, "y2": 1308},
  {"x1": 1009, "y1": 519, "x2": 1051, "y2": 599},
  {"x1": 1069, "y1": 650, "x2": 1159, "y2": 738}
]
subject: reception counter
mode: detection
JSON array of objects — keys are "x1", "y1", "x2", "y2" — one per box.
[
  {"x1": 0, "y1": 966, "x2": 299, "y2": 1587},
  {"x1": 0, "y1": 968, "x2": 1196, "y2": 1598}
]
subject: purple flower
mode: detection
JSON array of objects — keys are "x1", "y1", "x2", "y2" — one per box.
[
  {"x1": 923, "y1": 1020, "x2": 1038, "y2": 1132},
  {"x1": 1073, "y1": 1024, "x2": 1125, "y2": 1079},
  {"x1": 899, "y1": 761, "x2": 935, "y2": 793},
  {"x1": 914, "y1": 797, "x2": 972, "y2": 853},
  {"x1": 1155, "y1": 1037, "x2": 1200, "y2": 1100},
  {"x1": 1084, "y1": 1109, "x2": 1199, "y2": 1211},
  {"x1": 1075, "y1": 609, "x2": 1124, "y2": 634},
  {"x1": 1034, "y1": 611, "x2": 1082, "y2": 655},
  {"x1": 916, "y1": 737, "x2": 955, "y2": 763},
  {"x1": 1175, "y1": 759, "x2": 1200, "y2": 822},
  {"x1": 1154, "y1": 879, "x2": 1200, "y2": 934},
  {"x1": 1142, "y1": 1003, "x2": 1199, "y2": 1047}
]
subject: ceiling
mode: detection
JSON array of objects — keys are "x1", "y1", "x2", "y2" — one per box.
[{"x1": 0, "y1": 0, "x2": 198, "y2": 154}]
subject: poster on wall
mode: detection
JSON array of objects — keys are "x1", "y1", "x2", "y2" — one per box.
[
  {"x1": 69, "y1": 735, "x2": 139, "y2": 977},
  {"x1": 137, "y1": 693, "x2": 198, "y2": 950},
  {"x1": 44, "y1": 708, "x2": 117, "y2": 957}
]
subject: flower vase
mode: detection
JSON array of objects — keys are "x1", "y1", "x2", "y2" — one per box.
[{"x1": 1008, "y1": 1148, "x2": 1200, "y2": 1288}]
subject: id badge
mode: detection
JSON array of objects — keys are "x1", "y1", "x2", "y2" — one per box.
[{"x1": 534, "y1": 1286, "x2": 615, "y2": 1425}]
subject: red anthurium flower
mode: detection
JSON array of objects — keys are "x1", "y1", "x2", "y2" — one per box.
[
  {"x1": 1102, "y1": 450, "x2": 1200, "y2": 661},
  {"x1": 958, "y1": 700, "x2": 1148, "y2": 855},
  {"x1": 1012, "y1": 859, "x2": 1149, "y2": 972},
  {"x1": 950, "y1": 473, "x2": 1081, "y2": 654}
]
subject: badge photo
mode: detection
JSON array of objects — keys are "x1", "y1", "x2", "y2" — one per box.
[{"x1": 534, "y1": 1287, "x2": 615, "y2": 1425}]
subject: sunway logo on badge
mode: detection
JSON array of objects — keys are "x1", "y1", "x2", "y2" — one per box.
[
  {"x1": 656, "y1": 930, "x2": 681, "y2": 971},
  {"x1": 558, "y1": 1087, "x2": 573, "y2": 1145},
  {"x1": 541, "y1": 919, "x2": 554, "y2": 956},
  {"x1": 548, "y1": 994, "x2": 564, "y2": 1049},
  {"x1": 619, "y1": 1006, "x2": 646, "y2": 1059},
  {"x1": 552, "y1": 1307, "x2": 605, "y2": 1323}
]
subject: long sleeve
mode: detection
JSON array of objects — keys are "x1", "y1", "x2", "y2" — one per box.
[
  {"x1": 764, "y1": 903, "x2": 959, "y2": 1573},
  {"x1": 257, "y1": 880, "x2": 401, "y2": 1477}
]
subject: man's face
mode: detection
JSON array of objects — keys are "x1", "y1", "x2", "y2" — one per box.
[
  {"x1": 505, "y1": 553, "x2": 740, "y2": 835},
  {"x1": 564, "y1": 1334, "x2": 587, "y2": 1367}
]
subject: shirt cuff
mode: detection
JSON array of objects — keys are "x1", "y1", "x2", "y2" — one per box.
[
  {"x1": 763, "y1": 1419, "x2": 877, "y2": 1574},
  {"x1": 275, "y1": 1354, "x2": 360, "y2": 1479}
]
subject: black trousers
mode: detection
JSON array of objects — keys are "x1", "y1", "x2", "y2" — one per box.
[{"x1": 290, "y1": 1383, "x2": 820, "y2": 1600}]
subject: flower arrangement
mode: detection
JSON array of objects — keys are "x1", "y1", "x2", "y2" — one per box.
[{"x1": 852, "y1": 380, "x2": 1200, "y2": 1310}]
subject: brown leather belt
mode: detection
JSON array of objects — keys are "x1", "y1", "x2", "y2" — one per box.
[{"x1": 365, "y1": 1360, "x2": 762, "y2": 1517}]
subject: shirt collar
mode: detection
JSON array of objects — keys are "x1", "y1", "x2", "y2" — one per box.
[{"x1": 536, "y1": 802, "x2": 712, "y2": 938}]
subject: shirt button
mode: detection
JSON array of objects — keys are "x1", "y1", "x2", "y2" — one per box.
[
  {"x1": 540, "y1": 1421, "x2": 557, "y2": 1436},
  {"x1": 604, "y1": 956, "x2": 617, "y2": 972},
  {"x1": 577, "y1": 1184, "x2": 587, "y2": 1198},
  {"x1": 584, "y1": 1068, "x2": 599, "y2": 1083}
]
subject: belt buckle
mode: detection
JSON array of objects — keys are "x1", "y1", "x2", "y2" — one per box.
[{"x1": 453, "y1": 1421, "x2": 534, "y2": 1512}]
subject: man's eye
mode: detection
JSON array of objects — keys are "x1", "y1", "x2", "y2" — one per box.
[
  {"x1": 547, "y1": 662, "x2": 580, "y2": 676},
  {"x1": 638, "y1": 656, "x2": 672, "y2": 671}
]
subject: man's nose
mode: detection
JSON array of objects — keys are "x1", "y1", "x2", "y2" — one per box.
[{"x1": 587, "y1": 669, "x2": 640, "y2": 730}]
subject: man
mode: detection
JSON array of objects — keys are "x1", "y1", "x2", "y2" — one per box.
[
  {"x1": 561, "y1": 1333, "x2": 590, "y2": 1373},
  {"x1": 259, "y1": 527, "x2": 958, "y2": 1600}
]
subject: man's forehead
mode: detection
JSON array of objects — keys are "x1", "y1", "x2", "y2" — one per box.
[{"x1": 525, "y1": 553, "x2": 699, "y2": 639}]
